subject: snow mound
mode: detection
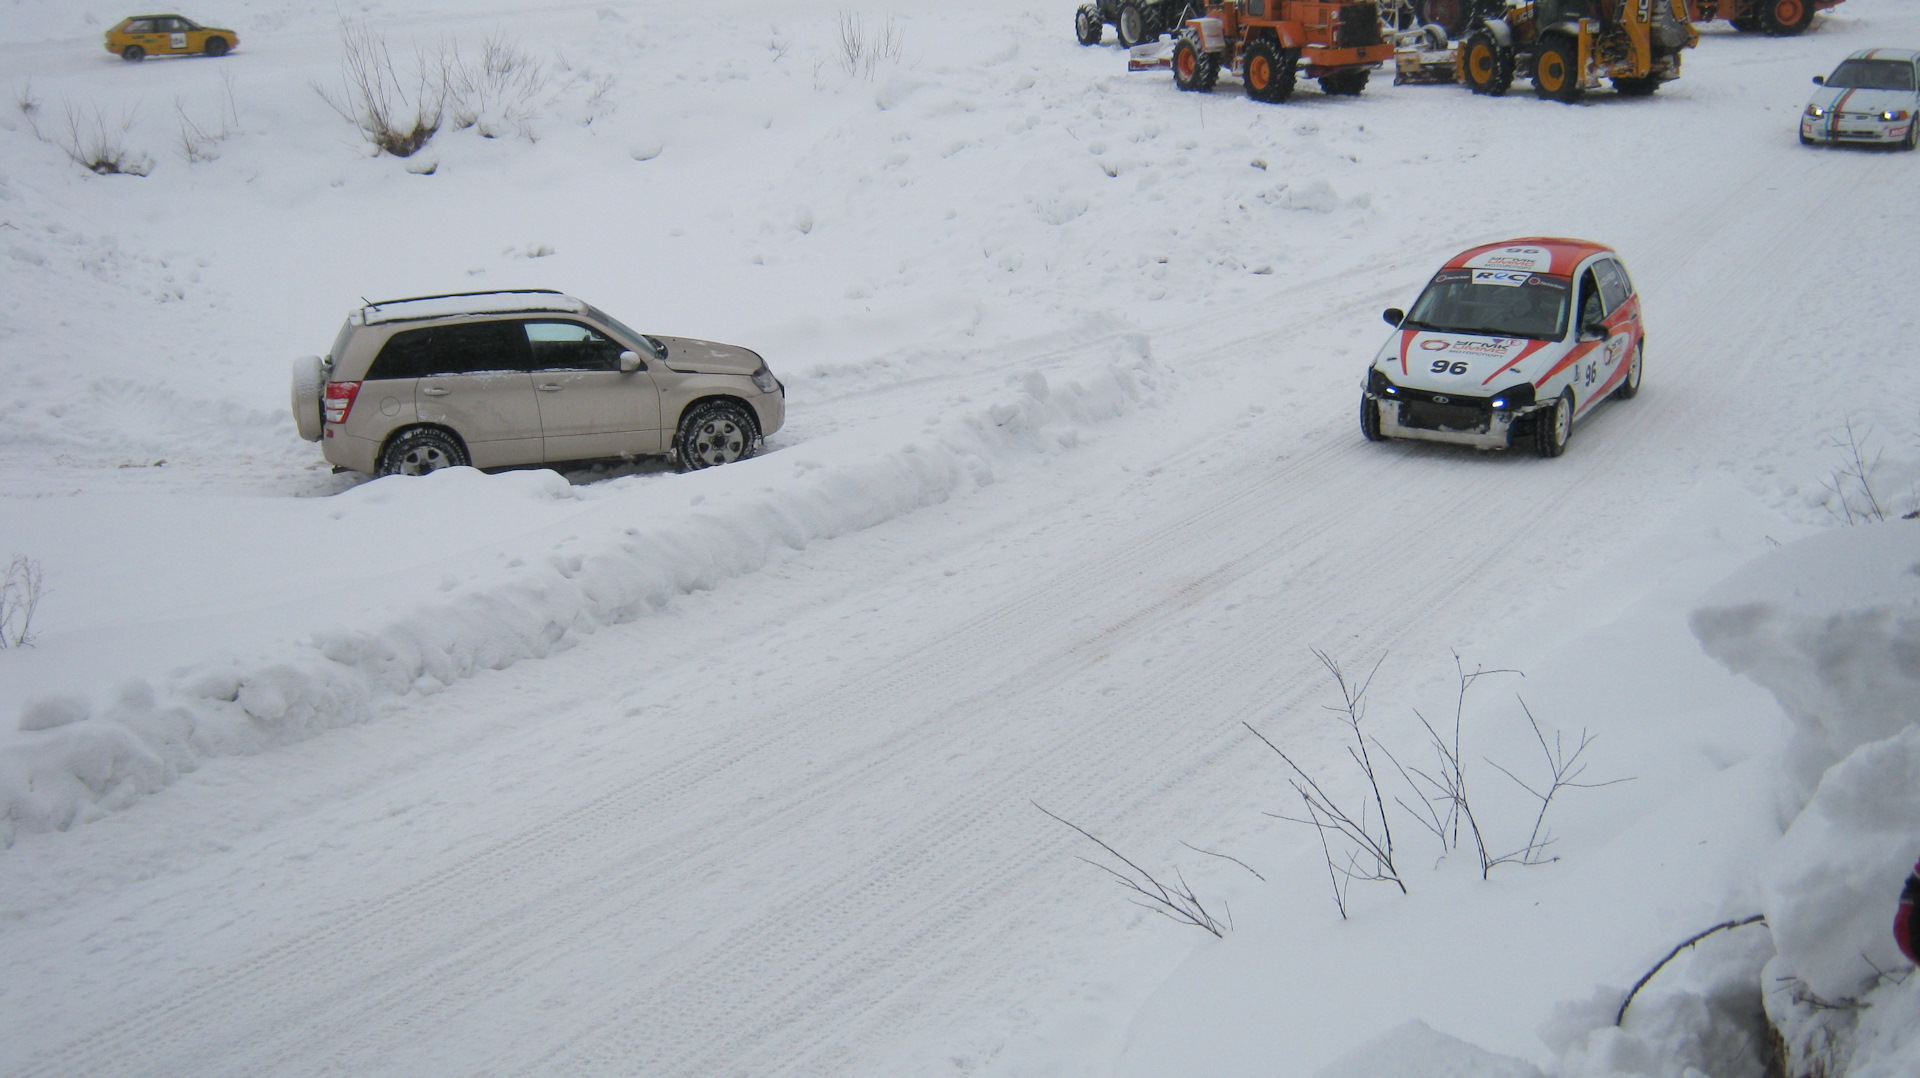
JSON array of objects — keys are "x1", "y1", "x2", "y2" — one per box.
[
  {"x1": 1314, "y1": 1019, "x2": 1542, "y2": 1078},
  {"x1": 0, "y1": 349, "x2": 1162, "y2": 848},
  {"x1": 1687, "y1": 519, "x2": 1920, "y2": 1076}
]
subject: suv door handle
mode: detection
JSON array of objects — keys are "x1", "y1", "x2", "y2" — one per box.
[
  {"x1": 537, "y1": 383, "x2": 564, "y2": 392},
  {"x1": 420, "y1": 385, "x2": 451, "y2": 396}
]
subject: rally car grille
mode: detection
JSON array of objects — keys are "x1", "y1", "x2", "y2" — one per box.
[{"x1": 1399, "y1": 399, "x2": 1489, "y2": 433}]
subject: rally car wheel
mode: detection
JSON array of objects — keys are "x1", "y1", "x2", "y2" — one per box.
[
  {"x1": 204, "y1": 36, "x2": 230, "y2": 57},
  {"x1": 1904, "y1": 119, "x2": 1919, "y2": 151},
  {"x1": 122, "y1": 45, "x2": 145, "y2": 62},
  {"x1": 1075, "y1": 5, "x2": 1103, "y2": 44},
  {"x1": 1533, "y1": 36, "x2": 1583, "y2": 104},
  {"x1": 1534, "y1": 390, "x2": 1574, "y2": 457},
  {"x1": 1615, "y1": 343, "x2": 1643, "y2": 400},
  {"x1": 1360, "y1": 396, "x2": 1385, "y2": 442},
  {"x1": 1464, "y1": 31, "x2": 1514, "y2": 96}
]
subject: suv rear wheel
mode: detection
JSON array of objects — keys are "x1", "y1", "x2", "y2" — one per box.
[
  {"x1": 378, "y1": 427, "x2": 468, "y2": 476},
  {"x1": 675, "y1": 400, "x2": 758, "y2": 470}
]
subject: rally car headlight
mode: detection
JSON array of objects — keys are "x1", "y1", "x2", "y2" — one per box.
[
  {"x1": 1489, "y1": 383, "x2": 1535, "y2": 411},
  {"x1": 1367, "y1": 368, "x2": 1398, "y2": 396},
  {"x1": 1805, "y1": 104, "x2": 1826, "y2": 118},
  {"x1": 1880, "y1": 110, "x2": 1910, "y2": 122}
]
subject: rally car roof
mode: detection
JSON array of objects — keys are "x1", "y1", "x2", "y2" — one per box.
[
  {"x1": 1443, "y1": 237, "x2": 1614, "y2": 277},
  {"x1": 1845, "y1": 48, "x2": 1920, "y2": 63}
]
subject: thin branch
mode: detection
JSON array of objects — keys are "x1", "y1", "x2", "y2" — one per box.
[
  {"x1": 1035, "y1": 802, "x2": 1226, "y2": 937},
  {"x1": 1616, "y1": 914, "x2": 1767, "y2": 1025}
]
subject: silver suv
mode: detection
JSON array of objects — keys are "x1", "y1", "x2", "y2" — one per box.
[{"x1": 291, "y1": 290, "x2": 785, "y2": 476}]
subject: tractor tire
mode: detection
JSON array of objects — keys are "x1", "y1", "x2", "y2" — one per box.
[
  {"x1": 1533, "y1": 35, "x2": 1583, "y2": 103},
  {"x1": 1075, "y1": 5, "x2": 1103, "y2": 45},
  {"x1": 1320, "y1": 68, "x2": 1370, "y2": 96},
  {"x1": 1243, "y1": 40, "x2": 1298, "y2": 103},
  {"x1": 1759, "y1": 0, "x2": 1814, "y2": 35},
  {"x1": 1463, "y1": 30, "x2": 1514, "y2": 96},
  {"x1": 1116, "y1": 1, "x2": 1151, "y2": 47},
  {"x1": 1172, "y1": 31, "x2": 1219, "y2": 92},
  {"x1": 1418, "y1": 0, "x2": 1471, "y2": 38},
  {"x1": 1611, "y1": 76, "x2": 1660, "y2": 97}
]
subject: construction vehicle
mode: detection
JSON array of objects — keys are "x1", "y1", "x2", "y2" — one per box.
[
  {"x1": 1130, "y1": 1, "x2": 1394, "y2": 101},
  {"x1": 1686, "y1": 0, "x2": 1841, "y2": 36},
  {"x1": 1455, "y1": 0, "x2": 1698, "y2": 101},
  {"x1": 1077, "y1": 0, "x2": 1202, "y2": 47}
]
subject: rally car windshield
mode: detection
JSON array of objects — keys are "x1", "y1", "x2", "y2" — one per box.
[
  {"x1": 1402, "y1": 270, "x2": 1571, "y2": 341},
  {"x1": 1825, "y1": 59, "x2": 1917, "y2": 91}
]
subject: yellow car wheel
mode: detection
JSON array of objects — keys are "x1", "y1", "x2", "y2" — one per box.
[{"x1": 121, "y1": 44, "x2": 145, "y2": 61}]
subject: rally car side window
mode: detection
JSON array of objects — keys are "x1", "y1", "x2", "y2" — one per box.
[
  {"x1": 1578, "y1": 271, "x2": 1605, "y2": 332},
  {"x1": 1594, "y1": 260, "x2": 1629, "y2": 313}
]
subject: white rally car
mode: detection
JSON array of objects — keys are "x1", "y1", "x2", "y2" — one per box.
[
  {"x1": 1361, "y1": 238, "x2": 1644, "y2": 457},
  {"x1": 1801, "y1": 48, "x2": 1920, "y2": 149}
]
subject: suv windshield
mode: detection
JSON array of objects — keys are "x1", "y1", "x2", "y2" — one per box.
[
  {"x1": 1403, "y1": 269, "x2": 1572, "y2": 341},
  {"x1": 1826, "y1": 59, "x2": 1917, "y2": 91}
]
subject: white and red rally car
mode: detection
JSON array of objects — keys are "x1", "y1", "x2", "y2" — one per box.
[{"x1": 1361, "y1": 237, "x2": 1644, "y2": 457}]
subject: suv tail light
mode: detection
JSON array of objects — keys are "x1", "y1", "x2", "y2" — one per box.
[{"x1": 323, "y1": 381, "x2": 361, "y2": 424}]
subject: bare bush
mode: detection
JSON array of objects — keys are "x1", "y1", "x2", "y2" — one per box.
[
  {"x1": 1035, "y1": 801, "x2": 1229, "y2": 937},
  {"x1": 836, "y1": 12, "x2": 903, "y2": 79},
  {"x1": 1821, "y1": 418, "x2": 1891, "y2": 524},
  {"x1": 15, "y1": 78, "x2": 41, "y2": 136},
  {"x1": 445, "y1": 34, "x2": 551, "y2": 140},
  {"x1": 1256, "y1": 650, "x2": 1631, "y2": 917},
  {"x1": 1246, "y1": 651, "x2": 1404, "y2": 919},
  {"x1": 315, "y1": 20, "x2": 444, "y2": 158},
  {"x1": 0, "y1": 555, "x2": 46, "y2": 649},
  {"x1": 52, "y1": 102, "x2": 151, "y2": 176}
]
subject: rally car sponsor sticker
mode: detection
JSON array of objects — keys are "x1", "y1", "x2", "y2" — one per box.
[
  {"x1": 1463, "y1": 246, "x2": 1552, "y2": 273},
  {"x1": 1471, "y1": 269, "x2": 1531, "y2": 287}
]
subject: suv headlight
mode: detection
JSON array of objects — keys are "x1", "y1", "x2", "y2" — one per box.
[
  {"x1": 750, "y1": 365, "x2": 780, "y2": 394},
  {"x1": 1489, "y1": 382, "x2": 1535, "y2": 410}
]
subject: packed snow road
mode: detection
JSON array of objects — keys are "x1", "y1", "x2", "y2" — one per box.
[{"x1": 3, "y1": 1, "x2": 1918, "y2": 1075}]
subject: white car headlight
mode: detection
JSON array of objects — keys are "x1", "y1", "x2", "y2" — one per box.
[
  {"x1": 1806, "y1": 104, "x2": 1826, "y2": 118},
  {"x1": 1880, "y1": 110, "x2": 1910, "y2": 122}
]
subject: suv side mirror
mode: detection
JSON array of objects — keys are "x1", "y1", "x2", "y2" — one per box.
[
  {"x1": 1812, "y1": 75, "x2": 1825, "y2": 85},
  {"x1": 1383, "y1": 307, "x2": 1405, "y2": 327},
  {"x1": 619, "y1": 350, "x2": 642, "y2": 373}
]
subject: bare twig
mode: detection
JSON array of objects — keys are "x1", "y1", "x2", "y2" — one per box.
[
  {"x1": 1616, "y1": 914, "x2": 1766, "y2": 1025},
  {"x1": 50, "y1": 102, "x2": 151, "y2": 175},
  {"x1": 1034, "y1": 802, "x2": 1227, "y2": 937},
  {"x1": 1485, "y1": 700, "x2": 1632, "y2": 868},
  {"x1": 1820, "y1": 418, "x2": 1889, "y2": 524},
  {"x1": 314, "y1": 20, "x2": 444, "y2": 157},
  {"x1": 0, "y1": 555, "x2": 46, "y2": 648},
  {"x1": 1181, "y1": 841, "x2": 1265, "y2": 881}
]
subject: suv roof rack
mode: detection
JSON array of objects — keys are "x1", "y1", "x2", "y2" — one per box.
[
  {"x1": 357, "y1": 289, "x2": 588, "y2": 326},
  {"x1": 365, "y1": 288, "x2": 565, "y2": 310}
]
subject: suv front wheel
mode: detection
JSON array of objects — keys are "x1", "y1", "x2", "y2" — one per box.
[
  {"x1": 675, "y1": 400, "x2": 758, "y2": 471},
  {"x1": 378, "y1": 427, "x2": 469, "y2": 476}
]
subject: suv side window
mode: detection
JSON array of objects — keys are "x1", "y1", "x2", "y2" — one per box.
[
  {"x1": 1594, "y1": 259, "x2": 1629, "y2": 313},
  {"x1": 366, "y1": 321, "x2": 528, "y2": 380},
  {"x1": 524, "y1": 321, "x2": 625, "y2": 372}
]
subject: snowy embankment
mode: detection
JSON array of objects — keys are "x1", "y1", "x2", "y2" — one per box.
[{"x1": 0, "y1": 341, "x2": 1159, "y2": 846}]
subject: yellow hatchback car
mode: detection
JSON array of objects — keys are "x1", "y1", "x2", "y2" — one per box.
[{"x1": 105, "y1": 14, "x2": 237, "y2": 62}]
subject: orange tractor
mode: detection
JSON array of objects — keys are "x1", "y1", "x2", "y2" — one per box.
[
  {"x1": 1134, "y1": 1, "x2": 1394, "y2": 101},
  {"x1": 1686, "y1": 0, "x2": 1842, "y2": 35}
]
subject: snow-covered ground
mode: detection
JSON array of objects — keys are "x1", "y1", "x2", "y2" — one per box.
[{"x1": 2, "y1": 0, "x2": 1919, "y2": 1074}]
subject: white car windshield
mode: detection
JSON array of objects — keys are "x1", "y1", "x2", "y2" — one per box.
[
  {"x1": 1826, "y1": 59, "x2": 1916, "y2": 91},
  {"x1": 1403, "y1": 269, "x2": 1572, "y2": 341}
]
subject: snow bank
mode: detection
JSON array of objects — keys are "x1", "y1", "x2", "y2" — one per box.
[
  {"x1": 1315, "y1": 1020, "x2": 1542, "y2": 1078},
  {"x1": 1675, "y1": 520, "x2": 1920, "y2": 1076},
  {"x1": 0, "y1": 343, "x2": 1162, "y2": 847}
]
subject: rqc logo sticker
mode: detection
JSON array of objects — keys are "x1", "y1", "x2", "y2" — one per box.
[{"x1": 1471, "y1": 269, "x2": 1530, "y2": 287}]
